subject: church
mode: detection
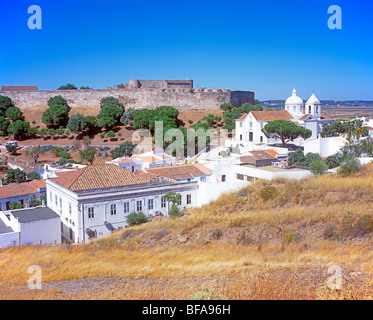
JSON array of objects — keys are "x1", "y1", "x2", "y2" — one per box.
[{"x1": 235, "y1": 88, "x2": 334, "y2": 146}]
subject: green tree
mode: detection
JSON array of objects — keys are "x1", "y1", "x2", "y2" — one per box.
[
  {"x1": 5, "y1": 168, "x2": 27, "y2": 184},
  {"x1": 5, "y1": 107, "x2": 22, "y2": 121},
  {"x1": 47, "y1": 95, "x2": 68, "y2": 107},
  {"x1": 120, "y1": 107, "x2": 135, "y2": 126},
  {"x1": 309, "y1": 159, "x2": 329, "y2": 176},
  {"x1": 80, "y1": 86, "x2": 92, "y2": 90},
  {"x1": 27, "y1": 172, "x2": 41, "y2": 181},
  {"x1": 67, "y1": 113, "x2": 89, "y2": 136},
  {"x1": 162, "y1": 192, "x2": 181, "y2": 212},
  {"x1": 100, "y1": 96, "x2": 124, "y2": 110},
  {"x1": 0, "y1": 116, "x2": 10, "y2": 136},
  {"x1": 42, "y1": 104, "x2": 69, "y2": 128},
  {"x1": 7, "y1": 120, "x2": 32, "y2": 140},
  {"x1": 0, "y1": 95, "x2": 14, "y2": 116},
  {"x1": 220, "y1": 103, "x2": 234, "y2": 112},
  {"x1": 97, "y1": 104, "x2": 123, "y2": 129},
  {"x1": 79, "y1": 147, "x2": 96, "y2": 165},
  {"x1": 57, "y1": 83, "x2": 77, "y2": 90},
  {"x1": 126, "y1": 211, "x2": 149, "y2": 226},
  {"x1": 5, "y1": 143, "x2": 17, "y2": 155},
  {"x1": 262, "y1": 120, "x2": 312, "y2": 147},
  {"x1": 110, "y1": 142, "x2": 137, "y2": 159}
]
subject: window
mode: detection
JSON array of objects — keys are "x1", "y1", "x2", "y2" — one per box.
[
  {"x1": 69, "y1": 203, "x2": 72, "y2": 215},
  {"x1": 124, "y1": 202, "x2": 130, "y2": 214},
  {"x1": 110, "y1": 204, "x2": 117, "y2": 215},
  {"x1": 249, "y1": 122, "x2": 253, "y2": 128},
  {"x1": 200, "y1": 176, "x2": 206, "y2": 182},
  {"x1": 148, "y1": 199, "x2": 154, "y2": 210},
  {"x1": 240, "y1": 134, "x2": 242, "y2": 141},
  {"x1": 88, "y1": 207, "x2": 94, "y2": 219},
  {"x1": 222, "y1": 175, "x2": 226, "y2": 182},
  {"x1": 161, "y1": 197, "x2": 166, "y2": 208},
  {"x1": 136, "y1": 200, "x2": 142, "y2": 212},
  {"x1": 260, "y1": 136, "x2": 263, "y2": 143},
  {"x1": 59, "y1": 197, "x2": 62, "y2": 208},
  {"x1": 187, "y1": 194, "x2": 192, "y2": 205},
  {"x1": 237, "y1": 174, "x2": 244, "y2": 180},
  {"x1": 55, "y1": 195, "x2": 57, "y2": 206},
  {"x1": 240, "y1": 122, "x2": 243, "y2": 128}
]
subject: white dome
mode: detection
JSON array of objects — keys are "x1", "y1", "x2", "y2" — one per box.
[
  {"x1": 285, "y1": 88, "x2": 303, "y2": 105},
  {"x1": 306, "y1": 93, "x2": 320, "y2": 104}
]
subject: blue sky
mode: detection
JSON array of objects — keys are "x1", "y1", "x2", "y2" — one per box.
[{"x1": 0, "y1": 0, "x2": 372, "y2": 100}]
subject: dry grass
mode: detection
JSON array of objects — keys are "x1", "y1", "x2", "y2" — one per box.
[{"x1": 1, "y1": 164, "x2": 373, "y2": 300}]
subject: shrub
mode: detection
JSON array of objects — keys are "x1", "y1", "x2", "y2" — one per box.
[
  {"x1": 126, "y1": 211, "x2": 149, "y2": 226},
  {"x1": 284, "y1": 232, "x2": 300, "y2": 243},
  {"x1": 338, "y1": 157, "x2": 360, "y2": 176},
  {"x1": 309, "y1": 159, "x2": 329, "y2": 176},
  {"x1": 212, "y1": 228, "x2": 223, "y2": 240},
  {"x1": 260, "y1": 185, "x2": 278, "y2": 201},
  {"x1": 29, "y1": 198, "x2": 42, "y2": 207},
  {"x1": 168, "y1": 203, "x2": 183, "y2": 218}
]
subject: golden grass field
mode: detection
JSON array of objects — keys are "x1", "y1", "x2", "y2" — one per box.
[{"x1": 1, "y1": 164, "x2": 373, "y2": 300}]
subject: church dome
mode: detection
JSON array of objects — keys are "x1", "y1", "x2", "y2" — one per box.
[
  {"x1": 285, "y1": 88, "x2": 303, "y2": 105},
  {"x1": 306, "y1": 93, "x2": 320, "y2": 104}
]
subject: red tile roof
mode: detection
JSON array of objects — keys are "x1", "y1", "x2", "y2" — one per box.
[
  {"x1": 251, "y1": 110, "x2": 294, "y2": 122},
  {"x1": 51, "y1": 165, "x2": 150, "y2": 191},
  {"x1": 240, "y1": 150, "x2": 276, "y2": 164},
  {"x1": 0, "y1": 179, "x2": 46, "y2": 199},
  {"x1": 144, "y1": 164, "x2": 212, "y2": 180}
]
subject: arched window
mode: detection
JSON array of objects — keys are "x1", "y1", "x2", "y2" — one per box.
[
  {"x1": 316, "y1": 106, "x2": 319, "y2": 113},
  {"x1": 309, "y1": 106, "x2": 311, "y2": 113}
]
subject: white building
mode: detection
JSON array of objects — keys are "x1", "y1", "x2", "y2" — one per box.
[
  {"x1": 46, "y1": 164, "x2": 198, "y2": 243},
  {"x1": 234, "y1": 89, "x2": 334, "y2": 146},
  {"x1": 304, "y1": 136, "x2": 348, "y2": 157},
  {"x1": 0, "y1": 207, "x2": 61, "y2": 247}
]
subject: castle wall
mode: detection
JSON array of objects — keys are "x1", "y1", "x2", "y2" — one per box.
[{"x1": 0, "y1": 88, "x2": 254, "y2": 110}]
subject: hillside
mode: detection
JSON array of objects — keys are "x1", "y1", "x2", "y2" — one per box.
[{"x1": 1, "y1": 164, "x2": 373, "y2": 300}]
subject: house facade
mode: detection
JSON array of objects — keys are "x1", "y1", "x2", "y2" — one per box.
[
  {"x1": 46, "y1": 164, "x2": 198, "y2": 243},
  {"x1": 235, "y1": 89, "x2": 334, "y2": 146}
]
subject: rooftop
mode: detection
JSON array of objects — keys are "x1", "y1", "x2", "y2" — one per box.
[
  {"x1": 143, "y1": 164, "x2": 213, "y2": 180},
  {"x1": 0, "y1": 219, "x2": 13, "y2": 234},
  {"x1": 0, "y1": 179, "x2": 46, "y2": 200},
  {"x1": 10, "y1": 207, "x2": 59, "y2": 223},
  {"x1": 251, "y1": 110, "x2": 294, "y2": 122},
  {"x1": 51, "y1": 164, "x2": 150, "y2": 191}
]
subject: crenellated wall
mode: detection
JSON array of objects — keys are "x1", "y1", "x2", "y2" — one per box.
[{"x1": 0, "y1": 88, "x2": 254, "y2": 110}]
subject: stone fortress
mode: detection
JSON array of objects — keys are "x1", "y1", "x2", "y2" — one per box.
[{"x1": 0, "y1": 79, "x2": 254, "y2": 110}]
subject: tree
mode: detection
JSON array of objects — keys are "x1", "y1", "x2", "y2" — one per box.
[
  {"x1": 29, "y1": 198, "x2": 42, "y2": 207},
  {"x1": 5, "y1": 107, "x2": 22, "y2": 121},
  {"x1": 5, "y1": 143, "x2": 17, "y2": 155},
  {"x1": 5, "y1": 168, "x2": 27, "y2": 184},
  {"x1": 220, "y1": 103, "x2": 234, "y2": 112},
  {"x1": 97, "y1": 104, "x2": 123, "y2": 129},
  {"x1": 79, "y1": 147, "x2": 96, "y2": 165},
  {"x1": 262, "y1": 120, "x2": 312, "y2": 147},
  {"x1": 338, "y1": 156, "x2": 360, "y2": 176},
  {"x1": 67, "y1": 113, "x2": 89, "y2": 136},
  {"x1": 287, "y1": 148, "x2": 306, "y2": 165},
  {"x1": 57, "y1": 83, "x2": 77, "y2": 90},
  {"x1": 309, "y1": 159, "x2": 329, "y2": 176},
  {"x1": 80, "y1": 86, "x2": 92, "y2": 90},
  {"x1": 7, "y1": 120, "x2": 32, "y2": 140},
  {"x1": 120, "y1": 107, "x2": 135, "y2": 126},
  {"x1": 133, "y1": 108, "x2": 155, "y2": 130},
  {"x1": 162, "y1": 192, "x2": 181, "y2": 213},
  {"x1": 100, "y1": 96, "x2": 124, "y2": 110},
  {"x1": 110, "y1": 142, "x2": 137, "y2": 159},
  {"x1": 0, "y1": 95, "x2": 14, "y2": 116},
  {"x1": 168, "y1": 203, "x2": 183, "y2": 218},
  {"x1": 24, "y1": 146, "x2": 45, "y2": 164},
  {"x1": 47, "y1": 95, "x2": 67, "y2": 107},
  {"x1": 42, "y1": 104, "x2": 69, "y2": 129},
  {"x1": 27, "y1": 172, "x2": 41, "y2": 181},
  {"x1": 0, "y1": 116, "x2": 10, "y2": 136}
]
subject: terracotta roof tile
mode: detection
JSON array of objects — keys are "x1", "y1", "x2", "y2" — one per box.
[
  {"x1": 52, "y1": 165, "x2": 150, "y2": 191},
  {"x1": 0, "y1": 179, "x2": 46, "y2": 199},
  {"x1": 251, "y1": 110, "x2": 294, "y2": 122},
  {"x1": 144, "y1": 164, "x2": 212, "y2": 180}
]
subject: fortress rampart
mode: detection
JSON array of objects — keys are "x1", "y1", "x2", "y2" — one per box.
[{"x1": 0, "y1": 87, "x2": 255, "y2": 110}]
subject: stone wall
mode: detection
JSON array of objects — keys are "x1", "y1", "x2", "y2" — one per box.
[{"x1": 0, "y1": 88, "x2": 254, "y2": 110}]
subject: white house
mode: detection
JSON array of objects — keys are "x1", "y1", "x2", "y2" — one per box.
[
  {"x1": 304, "y1": 136, "x2": 348, "y2": 157},
  {"x1": 46, "y1": 164, "x2": 198, "y2": 243},
  {"x1": 0, "y1": 207, "x2": 61, "y2": 247},
  {"x1": 235, "y1": 89, "x2": 334, "y2": 146}
]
